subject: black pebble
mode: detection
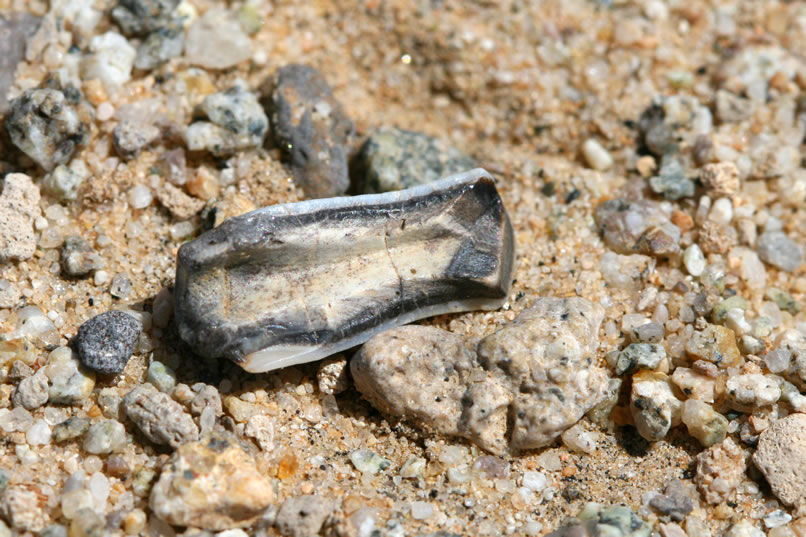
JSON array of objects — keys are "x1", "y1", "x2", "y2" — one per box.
[{"x1": 75, "y1": 310, "x2": 142, "y2": 374}]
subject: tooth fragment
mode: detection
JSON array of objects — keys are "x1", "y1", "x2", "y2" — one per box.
[{"x1": 174, "y1": 168, "x2": 515, "y2": 373}]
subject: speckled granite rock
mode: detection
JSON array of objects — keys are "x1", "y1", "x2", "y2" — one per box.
[
  {"x1": 4, "y1": 85, "x2": 90, "y2": 171},
  {"x1": 185, "y1": 84, "x2": 268, "y2": 156},
  {"x1": 545, "y1": 503, "x2": 651, "y2": 537},
  {"x1": 266, "y1": 64, "x2": 355, "y2": 198},
  {"x1": 149, "y1": 432, "x2": 274, "y2": 530},
  {"x1": 74, "y1": 311, "x2": 141, "y2": 374},
  {"x1": 353, "y1": 297, "x2": 608, "y2": 455},
  {"x1": 753, "y1": 413, "x2": 806, "y2": 516},
  {"x1": 352, "y1": 127, "x2": 475, "y2": 193}
]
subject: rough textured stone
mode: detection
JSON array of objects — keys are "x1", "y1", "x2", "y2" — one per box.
[
  {"x1": 352, "y1": 127, "x2": 475, "y2": 193},
  {"x1": 123, "y1": 384, "x2": 199, "y2": 448},
  {"x1": 149, "y1": 432, "x2": 274, "y2": 530},
  {"x1": 12, "y1": 372, "x2": 49, "y2": 410},
  {"x1": 4, "y1": 86, "x2": 90, "y2": 170},
  {"x1": 753, "y1": 413, "x2": 806, "y2": 516},
  {"x1": 112, "y1": 120, "x2": 161, "y2": 159},
  {"x1": 317, "y1": 356, "x2": 350, "y2": 395},
  {"x1": 75, "y1": 311, "x2": 141, "y2": 374},
  {"x1": 174, "y1": 170, "x2": 514, "y2": 373},
  {"x1": 352, "y1": 297, "x2": 607, "y2": 455},
  {"x1": 0, "y1": 486, "x2": 47, "y2": 532},
  {"x1": 267, "y1": 64, "x2": 355, "y2": 198},
  {"x1": 275, "y1": 495, "x2": 334, "y2": 537},
  {"x1": 700, "y1": 162, "x2": 740, "y2": 197},
  {"x1": 695, "y1": 437, "x2": 746, "y2": 505},
  {"x1": 156, "y1": 182, "x2": 205, "y2": 219},
  {"x1": 0, "y1": 173, "x2": 41, "y2": 262}
]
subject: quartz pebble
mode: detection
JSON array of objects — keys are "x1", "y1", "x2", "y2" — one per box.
[
  {"x1": 127, "y1": 185, "x2": 153, "y2": 209},
  {"x1": 681, "y1": 399, "x2": 728, "y2": 447},
  {"x1": 275, "y1": 495, "x2": 334, "y2": 537},
  {"x1": 581, "y1": 138, "x2": 613, "y2": 170},
  {"x1": 42, "y1": 164, "x2": 86, "y2": 202},
  {"x1": 4, "y1": 87, "x2": 89, "y2": 171},
  {"x1": 26, "y1": 419, "x2": 51, "y2": 445},
  {"x1": 683, "y1": 244, "x2": 706, "y2": 277},
  {"x1": 757, "y1": 231, "x2": 803, "y2": 272},
  {"x1": 83, "y1": 419, "x2": 127, "y2": 454},
  {"x1": 350, "y1": 449, "x2": 391, "y2": 474},
  {"x1": 0, "y1": 279, "x2": 21, "y2": 309},
  {"x1": 353, "y1": 127, "x2": 475, "y2": 193},
  {"x1": 0, "y1": 174, "x2": 41, "y2": 262},
  {"x1": 53, "y1": 417, "x2": 91, "y2": 443},
  {"x1": 185, "y1": 8, "x2": 251, "y2": 69},
  {"x1": 631, "y1": 371, "x2": 681, "y2": 442},
  {"x1": 753, "y1": 413, "x2": 806, "y2": 516},
  {"x1": 725, "y1": 373, "x2": 781, "y2": 411},
  {"x1": 45, "y1": 347, "x2": 96, "y2": 405},
  {"x1": 75, "y1": 310, "x2": 141, "y2": 374},
  {"x1": 146, "y1": 360, "x2": 177, "y2": 392},
  {"x1": 149, "y1": 432, "x2": 274, "y2": 530},
  {"x1": 80, "y1": 32, "x2": 136, "y2": 92},
  {"x1": 267, "y1": 64, "x2": 355, "y2": 197}
]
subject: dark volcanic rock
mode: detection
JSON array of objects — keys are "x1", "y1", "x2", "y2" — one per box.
[{"x1": 266, "y1": 64, "x2": 355, "y2": 198}]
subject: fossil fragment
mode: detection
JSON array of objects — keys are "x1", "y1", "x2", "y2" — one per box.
[{"x1": 174, "y1": 168, "x2": 515, "y2": 372}]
